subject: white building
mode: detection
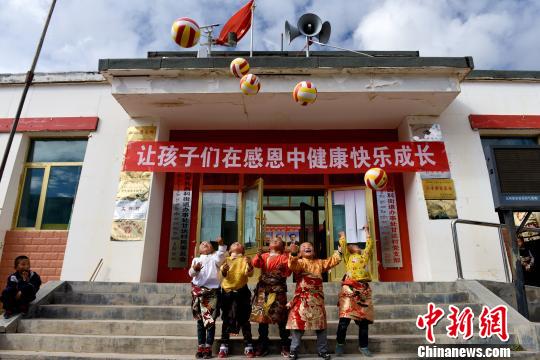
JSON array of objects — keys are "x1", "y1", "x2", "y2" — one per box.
[{"x1": 0, "y1": 51, "x2": 538, "y2": 286}]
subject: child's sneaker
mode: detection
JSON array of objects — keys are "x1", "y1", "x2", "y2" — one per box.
[
  {"x1": 359, "y1": 347, "x2": 372, "y2": 357},
  {"x1": 3, "y1": 310, "x2": 12, "y2": 319},
  {"x1": 280, "y1": 345, "x2": 290, "y2": 357},
  {"x1": 288, "y1": 350, "x2": 298, "y2": 360},
  {"x1": 195, "y1": 345, "x2": 205, "y2": 359},
  {"x1": 318, "y1": 352, "x2": 331, "y2": 360},
  {"x1": 203, "y1": 345, "x2": 212, "y2": 359},
  {"x1": 244, "y1": 344, "x2": 255, "y2": 358},
  {"x1": 218, "y1": 344, "x2": 228, "y2": 358}
]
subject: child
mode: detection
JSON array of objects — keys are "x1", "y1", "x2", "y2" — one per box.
[
  {"x1": 190, "y1": 237, "x2": 227, "y2": 359},
  {"x1": 219, "y1": 242, "x2": 255, "y2": 358},
  {"x1": 1, "y1": 255, "x2": 41, "y2": 318},
  {"x1": 335, "y1": 228, "x2": 374, "y2": 357},
  {"x1": 287, "y1": 242, "x2": 342, "y2": 360},
  {"x1": 251, "y1": 238, "x2": 292, "y2": 357}
]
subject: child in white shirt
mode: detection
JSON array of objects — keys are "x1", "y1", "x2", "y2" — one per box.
[{"x1": 190, "y1": 237, "x2": 227, "y2": 359}]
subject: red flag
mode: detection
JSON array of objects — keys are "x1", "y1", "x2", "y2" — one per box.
[{"x1": 215, "y1": 0, "x2": 254, "y2": 45}]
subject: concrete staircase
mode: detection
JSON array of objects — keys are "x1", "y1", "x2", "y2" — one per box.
[{"x1": 0, "y1": 281, "x2": 538, "y2": 359}]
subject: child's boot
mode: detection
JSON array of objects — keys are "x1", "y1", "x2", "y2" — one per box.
[
  {"x1": 335, "y1": 343, "x2": 345, "y2": 356},
  {"x1": 359, "y1": 347, "x2": 372, "y2": 357},
  {"x1": 195, "y1": 345, "x2": 205, "y2": 359},
  {"x1": 218, "y1": 344, "x2": 228, "y2": 358},
  {"x1": 288, "y1": 350, "x2": 298, "y2": 360},
  {"x1": 244, "y1": 344, "x2": 255, "y2": 358},
  {"x1": 255, "y1": 343, "x2": 269, "y2": 357},
  {"x1": 203, "y1": 345, "x2": 212, "y2": 359}
]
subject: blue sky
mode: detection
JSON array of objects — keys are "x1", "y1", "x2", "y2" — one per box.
[{"x1": 1, "y1": 0, "x2": 539, "y2": 73}]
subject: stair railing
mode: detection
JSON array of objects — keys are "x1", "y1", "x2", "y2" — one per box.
[
  {"x1": 89, "y1": 258, "x2": 103, "y2": 282},
  {"x1": 451, "y1": 219, "x2": 511, "y2": 283}
]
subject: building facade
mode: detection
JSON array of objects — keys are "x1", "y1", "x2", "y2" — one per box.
[{"x1": 0, "y1": 52, "x2": 538, "y2": 286}]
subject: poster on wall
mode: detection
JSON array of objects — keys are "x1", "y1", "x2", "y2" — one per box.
[
  {"x1": 376, "y1": 190, "x2": 403, "y2": 268},
  {"x1": 426, "y1": 200, "x2": 458, "y2": 220},
  {"x1": 168, "y1": 172, "x2": 193, "y2": 268},
  {"x1": 111, "y1": 220, "x2": 146, "y2": 241},
  {"x1": 111, "y1": 125, "x2": 156, "y2": 241},
  {"x1": 265, "y1": 225, "x2": 300, "y2": 246}
]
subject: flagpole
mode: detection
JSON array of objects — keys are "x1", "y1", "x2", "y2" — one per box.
[
  {"x1": 0, "y1": 0, "x2": 56, "y2": 183},
  {"x1": 250, "y1": 0, "x2": 255, "y2": 57}
]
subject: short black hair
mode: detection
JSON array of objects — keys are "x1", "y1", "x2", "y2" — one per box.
[{"x1": 14, "y1": 255, "x2": 29, "y2": 268}]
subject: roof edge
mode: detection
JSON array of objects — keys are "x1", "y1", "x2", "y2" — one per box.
[
  {"x1": 0, "y1": 72, "x2": 105, "y2": 85},
  {"x1": 466, "y1": 70, "x2": 540, "y2": 82}
]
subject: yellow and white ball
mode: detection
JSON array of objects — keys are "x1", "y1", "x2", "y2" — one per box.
[
  {"x1": 293, "y1": 81, "x2": 317, "y2": 106},
  {"x1": 240, "y1": 74, "x2": 261, "y2": 95},
  {"x1": 364, "y1": 167, "x2": 388, "y2": 191},
  {"x1": 171, "y1": 17, "x2": 200, "y2": 48},
  {"x1": 230, "y1": 58, "x2": 250, "y2": 78}
]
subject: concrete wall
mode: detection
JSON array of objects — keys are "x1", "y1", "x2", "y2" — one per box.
[
  {"x1": 0, "y1": 79, "x2": 149, "y2": 283},
  {"x1": 400, "y1": 80, "x2": 540, "y2": 282}
]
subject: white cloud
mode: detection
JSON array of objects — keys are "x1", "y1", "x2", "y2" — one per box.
[{"x1": 0, "y1": 0, "x2": 538, "y2": 73}]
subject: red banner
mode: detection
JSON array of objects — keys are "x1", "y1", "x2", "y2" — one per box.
[{"x1": 124, "y1": 141, "x2": 450, "y2": 174}]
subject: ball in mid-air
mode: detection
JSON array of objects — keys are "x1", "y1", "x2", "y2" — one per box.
[
  {"x1": 230, "y1": 58, "x2": 250, "y2": 78},
  {"x1": 364, "y1": 167, "x2": 388, "y2": 190},
  {"x1": 171, "y1": 17, "x2": 200, "y2": 48},
  {"x1": 240, "y1": 74, "x2": 261, "y2": 95},
  {"x1": 293, "y1": 81, "x2": 317, "y2": 106}
]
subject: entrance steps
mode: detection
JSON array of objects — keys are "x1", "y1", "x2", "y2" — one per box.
[{"x1": 0, "y1": 281, "x2": 538, "y2": 359}]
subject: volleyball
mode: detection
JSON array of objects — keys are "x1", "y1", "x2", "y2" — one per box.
[
  {"x1": 293, "y1": 81, "x2": 317, "y2": 106},
  {"x1": 171, "y1": 18, "x2": 200, "y2": 48},
  {"x1": 364, "y1": 167, "x2": 388, "y2": 191},
  {"x1": 230, "y1": 58, "x2": 250, "y2": 78},
  {"x1": 240, "y1": 74, "x2": 261, "y2": 95}
]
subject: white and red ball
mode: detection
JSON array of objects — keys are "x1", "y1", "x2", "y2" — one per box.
[
  {"x1": 364, "y1": 167, "x2": 388, "y2": 191},
  {"x1": 171, "y1": 17, "x2": 200, "y2": 48},
  {"x1": 240, "y1": 74, "x2": 261, "y2": 95},
  {"x1": 293, "y1": 81, "x2": 317, "y2": 106},
  {"x1": 230, "y1": 58, "x2": 250, "y2": 78}
]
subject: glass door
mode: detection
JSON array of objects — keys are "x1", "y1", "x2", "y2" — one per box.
[
  {"x1": 326, "y1": 187, "x2": 379, "y2": 282},
  {"x1": 241, "y1": 178, "x2": 264, "y2": 256}
]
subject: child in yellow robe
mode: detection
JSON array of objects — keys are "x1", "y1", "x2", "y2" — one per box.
[
  {"x1": 219, "y1": 242, "x2": 255, "y2": 358},
  {"x1": 335, "y1": 228, "x2": 374, "y2": 357}
]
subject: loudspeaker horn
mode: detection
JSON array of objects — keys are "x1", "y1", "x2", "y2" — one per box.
[
  {"x1": 297, "y1": 13, "x2": 322, "y2": 37},
  {"x1": 285, "y1": 20, "x2": 301, "y2": 44},
  {"x1": 317, "y1": 21, "x2": 331, "y2": 44}
]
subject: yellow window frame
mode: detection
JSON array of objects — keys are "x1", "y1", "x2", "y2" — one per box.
[{"x1": 13, "y1": 162, "x2": 83, "y2": 230}]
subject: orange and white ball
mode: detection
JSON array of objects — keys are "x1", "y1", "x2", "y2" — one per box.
[
  {"x1": 240, "y1": 74, "x2": 261, "y2": 95},
  {"x1": 171, "y1": 17, "x2": 200, "y2": 48},
  {"x1": 230, "y1": 58, "x2": 250, "y2": 78},
  {"x1": 364, "y1": 167, "x2": 388, "y2": 191},
  {"x1": 293, "y1": 81, "x2": 317, "y2": 106}
]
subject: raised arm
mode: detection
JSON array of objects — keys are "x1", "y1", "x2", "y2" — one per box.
[
  {"x1": 288, "y1": 243, "x2": 303, "y2": 273},
  {"x1": 338, "y1": 231, "x2": 349, "y2": 264},
  {"x1": 322, "y1": 250, "x2": 342, "y2": 272},
  {"x1": 213, "y1": 237, "x2": 228, "y2": 264},
  {"x1": 252, "y1": 248, "x2": 265, "y2": 268},
  {"x1": 361, "y1": 235, "x2": 374, "y2": 264}
]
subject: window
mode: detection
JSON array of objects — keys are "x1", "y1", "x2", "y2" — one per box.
[
  {"x1": 200, "y1": 191, "x2": 239, "y2": 246},
  {"x1": 15, "y1": 139, "x2": 87, "y2": 230}
]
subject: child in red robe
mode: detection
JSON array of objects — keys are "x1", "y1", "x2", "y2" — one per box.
[
  {"x1": 251, "y1": 238, "x2": 292, "y2": 357},
  {"x1": 286, "y1": 242, "x2": 342, "y2": 360}
]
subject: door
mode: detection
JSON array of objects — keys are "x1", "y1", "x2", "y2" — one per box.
[
  {"x1": 300, "y1": 202, "x2": 326, "y2": 259},
  {"x1": 326, "y1": 187, "x2": 379, "y2": 282},
  {"x1": 241, "y1": 178, "x2": 264, "y2": 256}
]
